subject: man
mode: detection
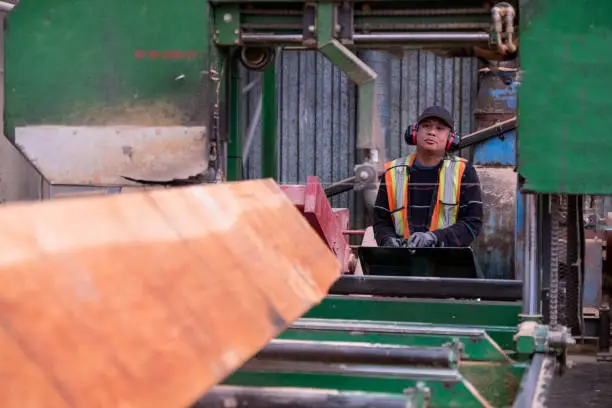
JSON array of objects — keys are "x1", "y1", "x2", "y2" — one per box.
[{"x1": 373, "y1": 106, "x2": 483, "y2": 248}]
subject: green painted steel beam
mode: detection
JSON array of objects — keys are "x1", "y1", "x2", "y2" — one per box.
[
  {"x1": 306, "y1": 297, "x2": 521, "y2": 327},
  {"x1": 261, "y1": 62, "x2": 278, "y2": 180},
  {"x1": 211, "y1": 1, "x2": 492, "y2": 45},
  {"x1": 518, "y1": 0, "x2": 612, "y2": 194},
  {"x1": 280, "y1": 326, "x2": 512, "y2": 362},
  {"x1": 303, "y1": 296, "x2": 522, "y2": 350},
  {"x1": 316, "y1": 2, "x2": 378, "y2": 153},
  {"x1": 227, "y1": 56, "x2": 243, "y2": 181},
  {"x1": 214, "y1": 4, "x2": 241, "y2": 45}
]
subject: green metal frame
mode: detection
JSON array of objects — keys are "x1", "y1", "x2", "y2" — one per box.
[
  {"x1": 517, "y1": 0, "x2": 612, "y2": 194},
  {"x1": 214, "y1": 0, "x2": 497, "y2": 180},
  {"x1": 220, "y1": 295, "x2": 529, "y2": 407},
  {"x1": 261, "y1": 62, "x2": 278, "y2": 180},
  {"x1": 315, "y1": 2, "x2": 378, "y2": 155},
  {"x1": 223, "y1": 368, "x2": 516, "y2": 408},
  {"x1": 304, "y1": 296, "x2": 522, "y2": 350},
  {"x1": 5, "y1": 0, "x2": 217, "y2": 139},
  {"x1": 227, "y1": 55, "x2": 243, "y2": 181},
  {"x1": 280, "y1": 322, "x2": 512, "y2": 362},
  {"x1": 211, "y1": 2, "x2": 493, "y2": 46}
]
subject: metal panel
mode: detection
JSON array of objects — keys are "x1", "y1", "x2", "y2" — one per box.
[
  {"x1": 241, "y1": 49, "x2": 477, "y2": 228},
  {"x1": 583, "y1": 238, "x2": 604, "y2": 308},
  {"x1": 471, "y1": 64, "x2": 519, "y2": 279},
  {"x1": 0, "y1": 12, "x2": 45, "y2": 204},
  {"x1": 518, "y1": 0, "x2": 612, "y2": 194},
  {"x1": 15, "y1": 126, "x2": 207, "y2": 185},
  {"x1": 473, "y1": 166, "x2": 517, "y2": 279},
  {"x1": 0, "y1": 135, "x2": 45, "y2": 202},
  {"x1": 5, "y1": 0, "x2": 215, "y2": 136}
]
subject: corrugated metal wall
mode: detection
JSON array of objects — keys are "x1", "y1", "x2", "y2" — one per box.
[{"x1": 241, "y1": 49, "x2": 478, "y2": 223}]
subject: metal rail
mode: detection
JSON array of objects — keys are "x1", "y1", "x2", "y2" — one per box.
[
  {"x1": 455, "y1": 117, "x2": 517, "y2": 150},
  {"x1": 193, "y1": 386, "x2": 410, "y2": 408},
  {"x1": 330, "y1": 275, "x2": 524, "y2": 301},
  {"x1": 324, "y1": 117, "x2": 518, "y2": 198},
  {"x1": 241, "y1": 360, "x2": 463, "y2": 382},
  {"x1": 512, "y1": 354, "x2": 556, "y2": 408},
  {"x1": 353, "y1": 32, "x2": 490, "y2": 43},
  {"x1": 523, "y1": 194, "x2": 540, "y2": 316},
  {"x1": 256, "y1": 339, "x2": 458, "y2": 368},
  {"x1": 241, "y1": 31, "x2": 490, "y2": 46},
  {"x1": 291, "y1": 318, "x2": 487, "y2": 338}
]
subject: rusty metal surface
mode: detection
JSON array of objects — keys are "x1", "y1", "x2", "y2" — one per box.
[
  {"x1": 15, "y1": 125, "x2": 208, "y2": 186},
  {"x1": 472, "y1": 166, "x2": 517, "y2": 279},
  {"x1": 471, "y1": 59, "x2": 518, "y2": 280}
]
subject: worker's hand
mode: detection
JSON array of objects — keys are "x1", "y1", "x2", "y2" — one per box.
[
  {"x1": 381, "y1": 236, "x2": 403, "y2": 247},
  {"x1": 404, "y1": 232, "x2": 438, "y2": 248}
]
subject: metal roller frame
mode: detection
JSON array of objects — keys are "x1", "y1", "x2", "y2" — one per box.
[
  {"x1": 193, "y1": 385, "x2": 411, "y2": 408},
  {"x1": 255, "y1": 339, "x2": 458, "y2": 369},
  {"x1": 329, "y1": 275, "x2": 524, "y2": 301}
]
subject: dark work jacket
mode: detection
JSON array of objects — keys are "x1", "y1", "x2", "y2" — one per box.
[{"x1": 373, "y1": 157, "x2": 483, "y2": 247}]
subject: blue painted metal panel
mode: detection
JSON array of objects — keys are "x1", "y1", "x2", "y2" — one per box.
[
  {"x1": 583, "y1": 238, "x2": 603, "y2": 308},
  {"x1": 474, "y1": 77, "x2": 518, "y2": 165},
  {"x1": 473, "y1": 130, "x2": 517, "y2": 166},
  {"x1": 471, "y1": 65, "x2": 519, "y2": 279}
]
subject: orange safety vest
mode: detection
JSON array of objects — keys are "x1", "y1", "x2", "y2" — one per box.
[{"x1": 384, "y1": 153, "x2": 467, "y2": 239}]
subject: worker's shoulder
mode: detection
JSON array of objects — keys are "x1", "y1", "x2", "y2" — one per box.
[
  {"x1": 446, "y1": 155, "x2": 479, "y2": 178},
  {"x1": 385, "y1": 154, "x2": 413, "y2": 164},
  {"x1": 383, "y1": 155, "x2": 412, "y2": 170},
  {"x1": 445, "y1": 154, "x2": 471, "y2": 166}
]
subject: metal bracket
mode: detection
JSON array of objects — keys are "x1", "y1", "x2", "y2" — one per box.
[
  {"x1": 315, "y1": 2, "x2": 380, "y2": 170},
  {"x1": 337, "y1": 1, "x2": 354, "y2": 44},
  {"x1": 214, "y1": 5, "x2": 241, "y2": 45},
  {"x1": 302, "y1": 2, "x2": 316, "y2": 46}
]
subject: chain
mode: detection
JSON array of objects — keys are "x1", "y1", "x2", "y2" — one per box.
[{"x1": 549, "y1": 194, "x2": 560, "y2": 329}]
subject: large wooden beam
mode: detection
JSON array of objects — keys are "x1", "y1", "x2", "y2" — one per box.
[{"x1": 0, "y1": 179, "x2": 340, "y2": 408}]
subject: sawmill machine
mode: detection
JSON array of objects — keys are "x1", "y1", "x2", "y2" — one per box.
[{"x1": 2, "y1": 0, "x2": 610, "y2": 407}]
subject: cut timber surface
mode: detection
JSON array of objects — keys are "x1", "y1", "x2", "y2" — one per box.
[{"x1": 0, "y1": 179, "x2": 340, "y2": 408}]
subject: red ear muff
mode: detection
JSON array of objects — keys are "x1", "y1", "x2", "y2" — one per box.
[
  {"x1": 403, "y1": 124, "x2": 419, "y2": 146},
  {"x1": 445, "y1": 130, "x2": 460, "y2": 151},
  {"x1": 445, "y1": 131, "x2": 456, "y2": 151},
  {"x1": 405, "y1": 124, "x2": 460, "y2": 150}
]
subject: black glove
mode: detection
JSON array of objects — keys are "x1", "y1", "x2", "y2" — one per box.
[
  {"x1": 381, "y1": 236, "x2": 403, "y2": 247},
  {"x1": 405, "y1": 232, "x2": 438, "y2": 248}
]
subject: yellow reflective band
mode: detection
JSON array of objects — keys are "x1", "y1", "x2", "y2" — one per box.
[{"x1": 433, "y1": 158, "x2": 464, "y2": 230}]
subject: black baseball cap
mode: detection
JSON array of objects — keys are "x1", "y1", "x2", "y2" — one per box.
[{"x1": 418, "y1": 106, "x2": 454, "y2": 129}]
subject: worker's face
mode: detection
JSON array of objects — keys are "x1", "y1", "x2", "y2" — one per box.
[{"x1": 416, "y1": 118, "x2": 451, "y2": 154}]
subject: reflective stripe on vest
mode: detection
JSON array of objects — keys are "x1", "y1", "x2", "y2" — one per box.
[{"x1": 384, "y1": 153, "x2": 466, "y2": 238}]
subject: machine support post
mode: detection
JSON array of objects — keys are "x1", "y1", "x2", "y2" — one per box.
[
  {"x1": 522, "y1": 193, "x2": 541, "y2": 319},
  {"x1": 227, "y1": 56, "x2": 243, "y2": 181},
  {"x1": 261, "y1": 59, "x2": 278, "y2": 180},
  {"x1": 599, "y1": 304, "x2": 610, "y2": 353},
  {"x1": 315, "y1": 2, "x2": 380, "y2": 161}
]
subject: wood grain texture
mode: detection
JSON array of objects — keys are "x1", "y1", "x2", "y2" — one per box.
[{"x1": 0, "y1": 179, "x2": 340, "y2": 408}]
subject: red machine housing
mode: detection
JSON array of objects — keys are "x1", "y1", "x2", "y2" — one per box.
[{"x1": 280, "y1": 176, "x2": 356, "y2": 274}]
